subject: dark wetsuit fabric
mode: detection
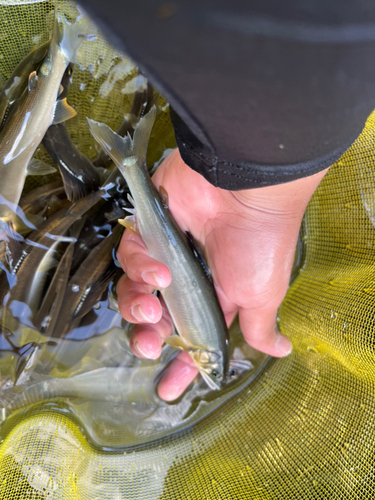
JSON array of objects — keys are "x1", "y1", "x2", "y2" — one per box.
[{"x1": 82, "y1": 0, "x2": 375, "y2": 190}]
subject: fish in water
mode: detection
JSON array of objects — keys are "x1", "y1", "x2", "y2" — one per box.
[
  {"x1": 87, "y1": 108, "x2": 231, "y2": 390},
  {"x1": 33, "y1": 219, "x2": 85, "y2": 334},
  {"x1": 0, "y1": 13, "x2": 87, "y2": 228},
  {"x1": 43, "y1": 64, "x2": 101, "y2": 201},
  {"x1": 51, "y1": 223, "x2": 123, "y2": 338},
  {"x1": 1, "y1": 188, "x2": 106, "y2": 317},
  {"x1": 43, "y1": 121, "x2": 101, "y2": 202},
  {"x1": 18, "y1": 179, "x2": 65, "y2": 218},
  {"x1": 0, "y1": 366, "x2": 160, "y2": 418},
  {"x1": 0, "y1": 41, "x2": 49, "y2": 132}
]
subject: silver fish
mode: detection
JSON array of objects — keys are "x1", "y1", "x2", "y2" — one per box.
[
  {"x1": 33, "y1": 220, "x2": 85, "y2": 334},
  {"x1": 93, "y1": 77, "x2": 154, "y2": 169},
  {"x1": 42, "y1": 64, "x2": 101, "y2": 202},
  {"x1": 0, "y1": 14, "x2": 85, "y2": 226},
  {"x1": 51, "y1": 223, "x2": 123, "y2": 338},
  {"x1": 0, "y1": 41, "x2": 49, "y2": 132},
  {"x1": 43, "y1": 121, "x2": 101, "y2": 202},
  {"x1": 19, "y1": 180, "x2": 64, "y2": 217},
  {"x1": 1, "y1": 366, "x2": 159, "y2": 414},
  {"x1": 87, "y1": 108, "x2": 230, "y2": 390},
  {"x1": 2, "y1": 189, "x2": 105, "y2": 316}
]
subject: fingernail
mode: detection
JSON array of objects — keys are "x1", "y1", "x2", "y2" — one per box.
[
  {"x1": 131, "y1": 304, "x2": 154, "y2": 323},
  {"x1": 134, "y1": 340, "x2": 151, "y2": 359},
  {"x1": 276, "y1": 335, "x2": 293, "y2": 356},
  {"x1": 141, "y1": 271, "x2": 167, "y2": 289}
]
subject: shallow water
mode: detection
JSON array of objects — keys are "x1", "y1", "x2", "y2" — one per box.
[
  {"x1": 0, "y1": 309, "x2": 268, "y2": 448},
  {"x1": 0, "y1": 4, "x2": 269, "y2": 449}
]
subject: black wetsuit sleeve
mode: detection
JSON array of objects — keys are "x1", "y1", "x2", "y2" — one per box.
[{"x1": 82, "y1": 0, "x2": 375, "y2": 190}]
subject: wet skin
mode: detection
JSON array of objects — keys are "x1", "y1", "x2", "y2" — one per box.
[{"x1": 116, "y1": 149, "x2": 328, "y2": 401}]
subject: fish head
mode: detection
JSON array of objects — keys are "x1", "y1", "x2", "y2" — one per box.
[{"x1": 190, "y1": 349, "x2": 226, "y2": 390}]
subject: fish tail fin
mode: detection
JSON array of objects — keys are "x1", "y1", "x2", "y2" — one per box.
[
  {"x1": 87, "y1": 118, "x2": 133, "y2": 178},
  {"x1": 132, "y1": 105, "x2": 156, "y2": 160},
  {"x1": 87, "y1": 106, "x2": 157, "y2": 175}
]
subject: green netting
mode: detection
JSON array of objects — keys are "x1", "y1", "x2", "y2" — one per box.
[{"x1": 1, "y1": 1, "x2": 375, "y2": 499}]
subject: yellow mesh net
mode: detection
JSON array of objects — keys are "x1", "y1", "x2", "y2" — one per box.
[{"x1": 1, "y1": 1, "x2": 375, "y2": 499}]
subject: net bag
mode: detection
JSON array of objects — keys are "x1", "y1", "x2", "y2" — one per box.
[{"x1": 0, "y1": 1, "x2": 375, "y2": 499}]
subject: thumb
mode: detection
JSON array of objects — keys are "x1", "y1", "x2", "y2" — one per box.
[{"x1": 239, "y1": 306, "x2": 292, "y2": 357}]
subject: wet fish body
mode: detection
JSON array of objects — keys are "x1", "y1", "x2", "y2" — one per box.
[
  {"x1": 2, "y1": 366, "x2": 158, "y2": 413},
  {"x1": 43, "y1": 122, "x2": 101, "y2": 202},
  {"x1": 87, "y1": 108, "x2": 229, "y2": 389},
  {"x1": 0, "y1": 41, "x2": 49, "y2": 131},
  {"x1": 33, "y1": 221, "x2": 83, "y2": 334},
  {"x1": 93, "y1": 77, "x2": 154, "y2": 169},
  {"x1": 4, "y1": 190, "x2": 104, "y2": 315},
  {"x1": 19, "y1": 180, "x2": 64, "y2": 216},
  {"x1": 0, "y1": 15, "x2": 83, "y2": 222},
  {"x1": 52, "y1": 223, "x2": 123, "y2": 338}
]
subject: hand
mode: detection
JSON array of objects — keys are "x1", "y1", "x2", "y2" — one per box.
[{"x1": 116, "y1": 149, "x2": 328, "y2": 401}]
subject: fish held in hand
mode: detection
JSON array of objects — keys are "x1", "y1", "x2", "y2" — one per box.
[{"x1": 87, "y1": 108, "x2": 230, "y2": 390}]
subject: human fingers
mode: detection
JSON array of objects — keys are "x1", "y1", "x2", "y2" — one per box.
[
  {"x1": 157, "y1": 351, "x2": 199, "y2": 401},
  {"x1": 239, "y1": 306, "x2": 292, "y2": 357},
  {"x1": 117, "y1": 274, "x2": 162, "y2": 324},
  {"x1": 117, "y1": 229, "x2": 171, "y2": 288},
  {"x1": 129, "y1": 306, "x2": 174, "y2": 359}
]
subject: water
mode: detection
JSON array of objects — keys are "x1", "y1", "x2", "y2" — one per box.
[
  {"x1": 0, "y1": 313, "x2": 267, "y2": 449},
  {"x1": 0, "y1": 8, "x2": 269, "y2": 450}
]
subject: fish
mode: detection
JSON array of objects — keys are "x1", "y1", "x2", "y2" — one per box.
[
  {"x1": 69, "y1": 199, "x2": 125, "y2": 274},
  {"x1": 51, "y1": 223, "x2": 123, "y2": 338},
  {"x1": 11, "y1": 221, "x2": 85, "y2": 384},
  {"x1": 19, "y1": 179, "x2": 65, "y2": 217},
  {"x1": 2, "y1": 188, "x2": 106, "y2": 317},
  {"x1": 0, "y1": 179, "x2": 64, "y2": 240},
  {"x1": 0, "y1": 41, "x2": 49, "y2": 132},
  {"x1": 0, "y1": 13, "x2": 86, "y2": 228},
  {"x1": 42, "y1": 121, "x2": 101, "y2": 202},
  {"x1": 33, "y1": 220, "x2": 85, "y2": 334},
  {"x1": 42, "y1": 64, "x2": 101, "y2": 202},
  {"x1": 87, "y1": 107, "x2": 230, "y2": 390},
  {"x1": 1, "y1": 365, "x2": 160, "y2": 415},
  {"x1": 93, "y1": 77, "x2": 154, "y2": 169}
]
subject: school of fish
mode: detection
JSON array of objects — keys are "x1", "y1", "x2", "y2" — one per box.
[{"x1": 0, "y1": 11, "x2": 251, "y2": 418}]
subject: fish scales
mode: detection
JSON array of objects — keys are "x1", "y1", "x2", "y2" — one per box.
[
  {"x1": 87, "y1": 108, "x2": 229, "y2": 389},
  {"x1": 0, "y1": 15, "x2": 85, "y2": 225}
]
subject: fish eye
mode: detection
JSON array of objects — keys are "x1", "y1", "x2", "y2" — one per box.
[
  {"x1": 229, "y1": 368, "x2": 238, "y2": 378},
  {"x1": 211, "y1": 369, "x2": 219, "y2": 378}
]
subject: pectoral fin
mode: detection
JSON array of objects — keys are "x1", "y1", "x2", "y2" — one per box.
[
  {"x1": 159, "y1": 185, "x2": 169, "y2": 208},
  {"x1": 27, "y1": 158, "x2": 57, "y2": 176},
  {"x1": 118, "y1": 215, "x2": 137, "y2": 232},
  {"x1": 53, "y1": 98, "x2": 77, "y2": 124},
  {"x1": 164, "y1": 335, "x2": 190, "y2": 351},
  {"x1": 28, "y1": 71, "x2": 38, "y2": 92}
]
